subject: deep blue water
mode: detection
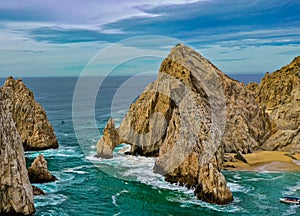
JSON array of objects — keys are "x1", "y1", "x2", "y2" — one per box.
[{"x1": 0, "y1": 75, "x2": 299, "y2": 216}]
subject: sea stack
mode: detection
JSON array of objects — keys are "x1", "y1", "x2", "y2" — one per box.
[
  {"x1": 28, "y1": 154, "x2": 57, "y2": 183},
  {"x1": 1, "y1": 76, "x2": 58, "y2": 150},
  {"x1": 97, "y1": 44, "x2": 279, "y2": 204},
  {"x1": 0, "y1": 91, "x2": 35, "y2": 215}
]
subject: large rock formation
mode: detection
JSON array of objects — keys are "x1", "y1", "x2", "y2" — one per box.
[
  {"x1": 247, "y1": 56, "x2": 300, "y2": 152},
  {"x1": 0, "y1": 91, "x2": 35, "y2": 215},
  {"x1": 97, "y1": 44, "x2": 275, "y2": 204},
  {"x1": 28, "y1": 154, "x2": 57, "y2": 183},
  {"x1": 1, "y1": 77, "x2": 58, "y2": 150}
]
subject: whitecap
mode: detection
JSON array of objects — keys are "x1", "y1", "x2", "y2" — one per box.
[
  {"x1": 227, "y1": 182, "x2": 251, "y2": 193},
  {"x1": 283, "y1": 204, "x2": 300, "y2": 216},
  {"x1": 62, "y1": 165, "x2": 92, "y2": 174},
  {"x1": 111, "y1": 190, "x2": 129, "y2": 207},
  {"x1": 34, "y1": 194, "x2": 67, "y2": 208}
]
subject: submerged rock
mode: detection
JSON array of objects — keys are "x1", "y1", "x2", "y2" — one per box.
[
  {"x1": 28, "y1": 154, "x2": 57, "y2": 183},
  {"x1": 248, "y1": 56, "x2": 300, "y2": 152},
  {"x1": 1, "y1": 76, "x2": 58, "y2": 150},
  {"x1": 0, "y1": 91, "x2": 35, "y2": 215}
]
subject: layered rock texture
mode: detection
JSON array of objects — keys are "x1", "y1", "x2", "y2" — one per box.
[
  {"x1": 28, "y1": 154, "x2": 57, "y2": 183},
  {"x1": 1, "y1": 76, "x2": 58, "y2": 150},
  {"x1": 0, "y1": 91, "x2": 35, "y2": 215},
  {"x1": 247, "y1": 56, "x2": 300, "y2": 152},
  {"x1": 97, "y1": 44, "x2": 279, "y2": 204}
]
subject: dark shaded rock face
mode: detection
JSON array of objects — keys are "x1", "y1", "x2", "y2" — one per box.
[
  {"x1": 1, "y1": 76, "x2": 58, "y2": 150},
  {"x1": 0, "y1": 91, "x2": 35, "y2": 215},
  {"x1": 32, "y1": 186, "x2": 46, "y2": 196},
  {"x1": 247, "y1": 56, "x2": 300, "y2": 152},
  {"x1": 28, "y1": 154, "x2": 57, "y2": 183}
]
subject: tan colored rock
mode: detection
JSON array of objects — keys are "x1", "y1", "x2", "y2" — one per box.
[
  {"x1": 1, "y1": 76, "x2": 58, "y2": 150},
  {"x1": 28, "y1": 154, "x2": 57, "y2": 183},
  {"x1": 248, "y1": 56, "x2": 300, "y2": 152},
  {"x1": 97, "y1": 118, "x2": 123, "y2": 158},
  {"x1": 97, "y1": 44, "x2": 277, "y2": 204},
  {"x1": 0, "y1": 91, "x2": 35, "y2": 215}
]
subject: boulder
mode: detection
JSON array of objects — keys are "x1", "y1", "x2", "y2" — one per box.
[
  {"x1": 234, "y1": 151, "x2": 248, "y2": 163},
  {"x1": 28, "y1": 154, "x2": 57, "y2": 183},
  {"x1": 1, "y1": 76, "x2": 58, "y2": 150},
  {"x1": 0, "y1": 91, "x2": 35, "y2": 215},
  {"x1": 32, "y1": 186, "x2": 46, "y2": 196}
]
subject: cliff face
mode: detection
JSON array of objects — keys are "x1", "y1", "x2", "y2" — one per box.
[
  {"x1": 0, "y1": 91, "x2": 35, "y2": 215},
  {"x1": 1, "y1": 77, "x2": 58, "y2": 150},
  {"x1": 97, "y1": 44, "x2": 274, "y2": 204},
  {"x1": 248, "y1": 56, "x2": 300, "y2": 152}
]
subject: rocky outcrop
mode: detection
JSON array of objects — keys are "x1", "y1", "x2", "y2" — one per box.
[
  {"x1": 32, "y1": 186, "x2": 45, "y2": 196},
  {"x1": 97, "y1": 118, "x2": 124, "y2": 158},
  {"x1": 247, "y1": 56, "x2": 300, "y2": 152},
  {"x1": 28, "y1": 154, "x2": 57, "y2": 183},
  {"x1": 1, "y1": 76, "x2": 58, "y2": 150},
  {"x1": 97, "y1": 44, "x2": 276, "y2": 204},
  {"x1": 0, "y1": 91, "x2": 35, "y2": 215}
]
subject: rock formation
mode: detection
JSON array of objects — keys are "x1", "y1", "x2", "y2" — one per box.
[
  {"x1": 1, "y1": 76, "x2": 58, "y2": 150},
  {"x1": 32, "y1": 186, "x2": 46, "y2": 196},
  {"x1": 28, "y1": 154, "x2": 57, "y2": 183},
  {"x1": 97, "y1": 44, "x2": 276, "y2": 204},
  {"x1": 247, "y1": 56, "x2": 300, "y2": 152},
  {"x1": 0, "y1": 91, "x2": 35, "y2": 215}
]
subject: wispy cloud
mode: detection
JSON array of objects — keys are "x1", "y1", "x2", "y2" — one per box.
[{"x1": 0, "y1": 0, "x2": 299, "y2": 76}]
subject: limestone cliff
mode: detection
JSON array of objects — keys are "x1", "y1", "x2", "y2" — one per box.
[
  {"x1": 1, "y1": 76, "x2": 58, "y2": 150},
  {"x1": 0, "y1": 91, "x2": 35, "y2": 215},
  {"x1": 247, "y1": 56, "x2": 300, "y2": 152}
]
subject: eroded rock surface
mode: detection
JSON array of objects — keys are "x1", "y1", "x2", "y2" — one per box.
[
  {"x1": 1, "y1": 76, "x2": 58, "y2": 150},
  {"x1": 28, "y1": 154, "x2": 57, "y2": 183},
  {"x1": 248, "y1": 56, "x2": 300, "y2": 152},
  {"x1": 0, "y1": 91, "x2": 35, "y2": 215}
]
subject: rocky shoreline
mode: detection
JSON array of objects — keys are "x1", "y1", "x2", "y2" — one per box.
[
  {"x1": 0, "y1": 77, "x2": 58, "y2": 215},
  {"x1": 0, "y1": 45, "x2": 299, "y2": 213},
  {"x1": 97, "y1": 44, "x2": 300, "y2": 204}
]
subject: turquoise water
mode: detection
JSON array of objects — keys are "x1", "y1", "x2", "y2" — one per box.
[{"x1": 1, "y1": 76, "x2": 299, "y2": 216}]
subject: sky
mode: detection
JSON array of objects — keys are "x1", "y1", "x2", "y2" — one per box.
[{"x1": 0, "y1": 0, "x2": 299, "y2": 77}]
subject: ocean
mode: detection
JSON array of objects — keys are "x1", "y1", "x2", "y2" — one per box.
[{"x1": 1, "y1": 75, "x2": 299, "y2": 216}]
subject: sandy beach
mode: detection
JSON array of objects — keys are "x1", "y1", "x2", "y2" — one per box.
[{"x1": 223, "y1": 151, "x2": 300, "y2": 171}]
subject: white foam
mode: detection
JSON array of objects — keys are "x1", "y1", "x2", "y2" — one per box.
[
  {"x1": 34, "y1": 194, "x2": 67, "y2": 208},
  {"x1": 167, "y1": 194, "x2": 244, "y2": 213},
  {"x1": 87, "y1": 147, "x2": 245, "y2": 213},
  {"x1": 25, "y1": 146, "x2": 83, "y2": 159},
  {"x1": 283, "y1": 204, "x2": 300, "y2": 216},
  {"x1": 284, "y1": 179, "x2": 300, "y2": 196},
  {"x1": 62, "y1": 165, "x2": 91, "y2": 174},
  {"x1": 111, "y1": 190, "x2": 129, "y2": 207},
  {"x1": 227, "y1": 182, "x2": 251, "y2": 193}
]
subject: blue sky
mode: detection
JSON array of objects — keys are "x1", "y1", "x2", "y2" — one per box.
[{"x1": 0, "y1": 0, "x2": 299, "y2": 77}]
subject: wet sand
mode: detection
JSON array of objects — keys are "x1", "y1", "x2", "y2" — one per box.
[{"x1": 223, "y1": 151, "x2": 300, "y2": 171}]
